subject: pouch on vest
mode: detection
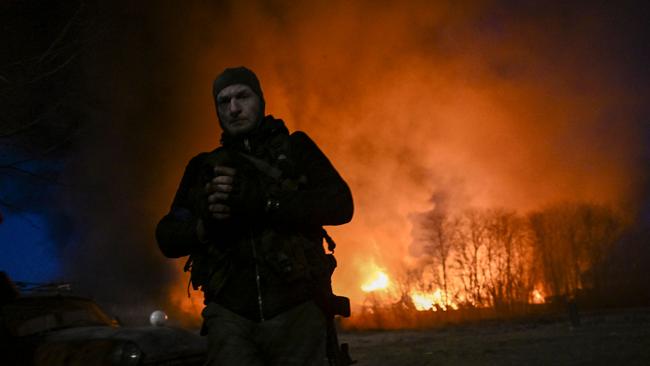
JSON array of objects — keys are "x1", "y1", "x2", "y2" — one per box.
[
  {"x1": 185, "y1": 246, "x2": 232, "y2": 299},
  {"x1": 258, "y1": 229, "x2": 317, "y2": 283}
]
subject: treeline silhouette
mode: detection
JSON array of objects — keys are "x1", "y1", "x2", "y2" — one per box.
[{"x1": 343, "y1": 201, "x2": 649, "y2": 329}]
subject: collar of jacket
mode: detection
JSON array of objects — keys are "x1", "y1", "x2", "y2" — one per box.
[{"x1": 220, "y1": 115, "x2": 289, "y2": 156}]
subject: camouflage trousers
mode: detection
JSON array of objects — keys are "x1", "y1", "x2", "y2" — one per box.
[{"x1": 202, "y1": 301, "x2": 327, "y2": 366}]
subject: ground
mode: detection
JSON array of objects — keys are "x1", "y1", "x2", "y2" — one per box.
[{"x1": 338, "y1": 308, "x2": 650, "y2": 366}]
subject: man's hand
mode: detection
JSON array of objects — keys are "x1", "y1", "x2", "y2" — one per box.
[{"x1": 205, "y1": 166, "x2": 236, "y2": 220}]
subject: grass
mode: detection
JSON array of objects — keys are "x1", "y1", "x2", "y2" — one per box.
[{"x1": 338, "y1": 307, "x2": 650, "y2": 365}]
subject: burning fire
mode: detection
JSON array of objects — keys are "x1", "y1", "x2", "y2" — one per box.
[
  {"x1": 409, "y1": 289, "x2": 458, "y2": 311},
  {"x1": 410, "y1": 291, "x2": 438, "y2": 311},
  {"x1": 361, "y1": 270, "x2": 390, "y2": 292},
  {"x1": 359, "y1": 266, "x2": 460, "y2": 311},
  {"x1": 530, "y1": 288, "x2": 545, "y2": 304}
]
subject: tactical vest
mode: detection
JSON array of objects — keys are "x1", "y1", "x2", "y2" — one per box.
[{"x1": 183, "y1": 131, "x2": 337, "y2": 304}]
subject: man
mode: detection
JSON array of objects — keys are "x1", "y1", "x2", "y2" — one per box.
[{"x1": 156, "y1": 67, "x2": 353, "y2": 366}]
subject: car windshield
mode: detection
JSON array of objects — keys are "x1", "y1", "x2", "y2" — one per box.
[{"x1": 2, "y1": 296, "x2": 115, "y2": 337}]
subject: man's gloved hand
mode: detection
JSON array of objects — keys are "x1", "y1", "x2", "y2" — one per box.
[
  {"x1": 205, "y1": 165, "x2": 267, "y2": 220},
  {"x1": 205, "y1": 166, "x2": 236, "y2": 220}
]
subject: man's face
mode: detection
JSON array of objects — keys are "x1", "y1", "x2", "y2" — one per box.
[{"x1": 216, "y1": 84, "x2": 263, "y2": 136}]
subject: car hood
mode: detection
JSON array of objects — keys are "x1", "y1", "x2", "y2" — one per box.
[{"x1": 42, "y1": 325, "x2": 206, "y2": 363}]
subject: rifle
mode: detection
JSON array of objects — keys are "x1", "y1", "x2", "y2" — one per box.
[
  {"x1": 325, "y1": 297, "x2": 356, "y2": 366},
  {"x1": 322, "y1": 232, "x2": 356, "y2": 366}
]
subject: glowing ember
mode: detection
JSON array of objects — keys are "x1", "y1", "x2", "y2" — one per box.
[
  {"x1": 361, "y1": 271, "x2": 390, "y2": 292},
  {"x1": 530, "y1": 288, "x2": 545, "y2": 304}
]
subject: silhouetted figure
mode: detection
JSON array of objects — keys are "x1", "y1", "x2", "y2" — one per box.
[{"x1": 156, "y1": 67, "x2": 354, "y2": 366}]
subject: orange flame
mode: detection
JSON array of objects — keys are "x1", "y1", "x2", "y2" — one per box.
[
  {"x1": 361, "y1": 270, "x2": 390, "y2": 292},
  {"x1": 530, "y1": 288, "x2": 545, "y2": 304},
  {"x1": 410, "y1": 289, "x2": 458, "y2": 311}
]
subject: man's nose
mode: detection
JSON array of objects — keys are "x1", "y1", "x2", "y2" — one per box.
[{"x1": 229, "y1": 99, "x2": 241, "y2": 116}]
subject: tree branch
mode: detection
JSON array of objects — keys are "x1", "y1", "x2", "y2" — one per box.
[
  {"x1": 29, "y1": 52, "x2": 79, "y2": 84},
  {"x1": 37, "y1": 1, "x2": 83, "y2": 64},
  {"x1": 4, "y1": 120, "x2": 81, "y2": 166}
]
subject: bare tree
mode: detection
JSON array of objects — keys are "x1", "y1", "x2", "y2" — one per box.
[
  {"x1": 454, "y1": 209, "x2": 488, "y2": 306},
  {"x1": 406, "y1": 199, "x2": 625, "y2": 314},
  {"x1": 529, "y1": 202, "x2": 623, "y2": 299},
  {"x1": 0, "y1": 2, "x2": 104, "y2": 218},
  {"x1": 416, "y1": 208, "x2": 462, "y2": 308},
  {"x1": 574, "y1": 203, "x2": 622, "y2": 289},
  {"x1": 481, "y1": 209, "x2": 531, "y2": 309}
]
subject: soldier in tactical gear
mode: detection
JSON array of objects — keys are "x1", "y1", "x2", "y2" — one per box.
[{"x1": 156, "y1": 67, "x2": 354, "y2": 366}]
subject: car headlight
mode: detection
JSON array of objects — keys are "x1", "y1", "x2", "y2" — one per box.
[{"x1": 111, "y1": 341, "x2": 143, "y2": 366}]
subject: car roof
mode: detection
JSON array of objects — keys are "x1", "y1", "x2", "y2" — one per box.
[
  {"x1": 14, "y1": 293, "x2": 93, "y2": 301},
  {"x1": 2, "y1": 294, "x2": 110, "y2": 317}
]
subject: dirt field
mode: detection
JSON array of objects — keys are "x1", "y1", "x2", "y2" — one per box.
[{"x1": 338, "y1": 308, "x2": 650, "y2": 366}]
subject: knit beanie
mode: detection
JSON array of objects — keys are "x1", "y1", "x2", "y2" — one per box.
[{"x1": 212, "y1": 66, "x2": 265, "y2": 103}]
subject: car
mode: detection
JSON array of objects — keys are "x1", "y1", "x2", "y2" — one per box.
[{"x1": 0, "y1": 273, "x2": 207, "y2": 365}]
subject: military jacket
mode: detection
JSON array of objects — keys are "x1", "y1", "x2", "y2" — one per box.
[{"x1": 156, "y1": 116, "x2": 353, "y2": 321}]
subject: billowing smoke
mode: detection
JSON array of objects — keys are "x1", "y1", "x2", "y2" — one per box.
[
  {"x1": 6, "y1": 1, "x2": 646, "y2": 323},
  {"x1": 139, "y1": 0, "x2": 648, "y2": 307}
]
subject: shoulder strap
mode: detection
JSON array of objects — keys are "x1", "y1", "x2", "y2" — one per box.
[{"x1": 237, "y1": 152, "x2": 283, "y2": 180}]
